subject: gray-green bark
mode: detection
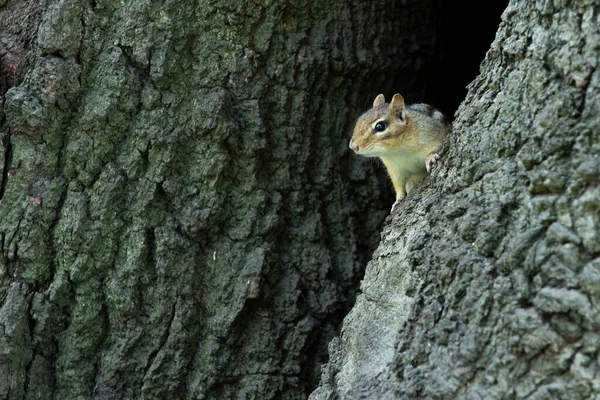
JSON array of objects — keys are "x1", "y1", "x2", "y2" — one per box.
[
  {"x1": 311, "y1": 0, "x2": 600, "y2": 399},
  {"x1": 0, "y1": 0, "x2": 442, "y2": 398}
]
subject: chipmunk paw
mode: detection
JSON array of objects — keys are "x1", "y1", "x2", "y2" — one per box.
[
  {"x1": 426, "y1": 153, "x2": 440, "y2": 173},
  {"x1": 391, "y1": 195, "x2": 405, "y2": 213}
]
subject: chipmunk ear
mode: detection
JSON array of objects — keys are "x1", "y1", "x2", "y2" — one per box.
[
  {"x1": 373, "y1": 94, "x2": 385, "y2": 108},
  {"x1": 389, "y1": 94, "x2": 406, "y2": 122}
]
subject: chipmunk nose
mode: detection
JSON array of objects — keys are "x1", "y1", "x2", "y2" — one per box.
[{"x1": 349, "y1": 141, "x2": 359, "y2": 152}]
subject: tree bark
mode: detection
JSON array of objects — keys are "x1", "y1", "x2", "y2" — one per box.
[
  {"x1": 311, "y1": 0, "x2": 600, "y2": 399},
  {"x1": 0, "y1": 0, "x2": 442, "y2": 398}
]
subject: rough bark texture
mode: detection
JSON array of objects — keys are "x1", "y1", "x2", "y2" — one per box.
[
  {"x1": 311, "y1": 0, "x2": 600, "y2": 399},
  {"x1": 0, "y1": 0, "x2": 442, "y2": 399}
]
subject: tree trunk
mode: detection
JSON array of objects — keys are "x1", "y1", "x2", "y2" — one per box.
[
  {"x1": 311, "y1": 0, "x2": 600, "y2": 399},
  {"x1": 0, "y1": 0, "x2": 442, "y2": 398}
]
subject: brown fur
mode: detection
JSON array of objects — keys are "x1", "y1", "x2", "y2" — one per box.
[{"x1": 349, "y1": 94, "x2": 449, "y2": 208}]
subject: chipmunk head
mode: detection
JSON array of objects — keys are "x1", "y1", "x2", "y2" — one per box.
[{"x1": 349, "y1": 93, "x2": 411, "y2": 156}]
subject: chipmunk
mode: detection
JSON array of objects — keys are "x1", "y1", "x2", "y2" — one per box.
[{"x1": 349, "y1": 93, "x2": 448, "y2": 213}]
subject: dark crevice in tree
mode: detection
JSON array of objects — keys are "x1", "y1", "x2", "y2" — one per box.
[
  {"x1": 0, "y1": 127, "x2": 11, "y2": 200},
  {"x1": 577, "y1": 65, "x2": 596, "y2": 116},
  {"x1": 429, "y1": 0, "x2": 510, "y2": 117},
  {"x1": 23, "y1": 291, "x2": 35, "y2": 395},
  {"x1": 299, "y1": 317, "x2": 328, "y2": 392},
  {"x1": 143, "y1": 300, "x2": 177, "y2": 381}
]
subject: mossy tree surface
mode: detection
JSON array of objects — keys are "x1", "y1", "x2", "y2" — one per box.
[
  {"x1": 312, "y1": 0, "x2": 600, "y2": 399},
  {"x1": 0, "y1": 0, "x2": 442, "y2": 398}
]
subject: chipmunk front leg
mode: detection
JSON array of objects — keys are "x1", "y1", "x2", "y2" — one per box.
[
  {"x1": 391, "y1": 191, "x2": 406, "y2": 213},
  {"x1": 381, "y1": 157, "x2": 406, "y2": 213}
]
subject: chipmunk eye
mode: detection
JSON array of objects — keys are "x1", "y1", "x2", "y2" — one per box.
[{"x1": 374, "y1": 121, "x2": 388, "y2": 133}]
